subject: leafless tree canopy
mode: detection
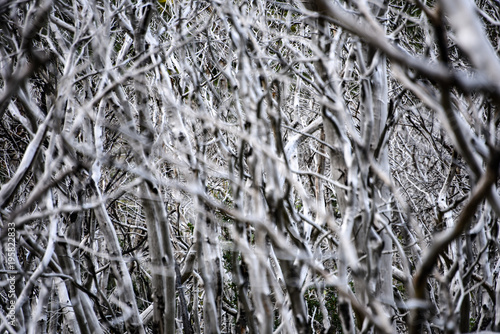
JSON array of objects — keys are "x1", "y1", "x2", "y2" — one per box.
[{"x1": 1, "y1": 0, "x2": 500, "y2": 333}]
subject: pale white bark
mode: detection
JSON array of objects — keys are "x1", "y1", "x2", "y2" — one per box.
[
  {"x1": 0, "y1": 112, "x2": 50, "y2": 208},
  {"x1": 55, "y1": 277, "x2": 81, "y2": 334},
  {"x1": 2, "y1": 1, "x2": 500, "y2": 333},
  {"x1": 441, "y1": 0, "x2": 500, "y2": 83},
  {"x1": 92, "y1": 191, "x2": 145, "y2": 334}
]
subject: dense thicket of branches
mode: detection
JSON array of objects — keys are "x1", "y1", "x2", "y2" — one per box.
[{"x1": 1, "y1": 0, "x2": 500, "y2": 333}]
